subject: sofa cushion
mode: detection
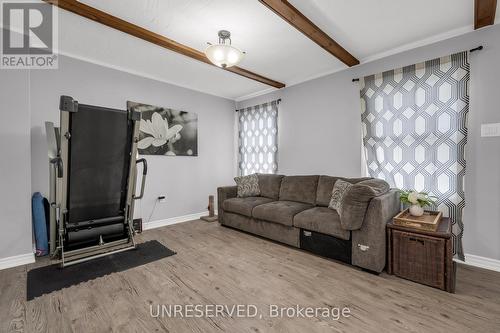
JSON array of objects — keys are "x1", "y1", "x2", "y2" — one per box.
[
  {"x1": 234, "y1": 174, "x2": 260, "y2": 197},
  {"x1": 316, "y1": 176, "x2": 372, "y2": 206},
  {"x1": 279, "y1": 175, "x2": 319, "y2": 205},
  {"x1": 257, "y1": 174, "x2": 284, "y2": 200},
  {"x1": 293, "y1": 207, "x2": 350, "y2": 240},
  {"x1": 316, "y1": 176, "x2": 340, "y2": 206},
  {"x1": 339, "y1": 178, "x2": 391, "y2": 230},
  {"x1": 222, "y1": 212, "x2": 300, "y2": 247},
  {"x1": 253, "y1": 201, "x2": 312, "y2": 226},
  {"x1": 222, "y1": 197, "x2": 273, "y2": 217}
]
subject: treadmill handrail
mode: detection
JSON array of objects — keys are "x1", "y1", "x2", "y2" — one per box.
[{"x1": 134, "y1": 158, "x2": 147, "y2": 200}]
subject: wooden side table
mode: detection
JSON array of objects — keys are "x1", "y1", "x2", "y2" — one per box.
[{"x1": 387, "y1": 217, "x2": 456, "y2": 293}]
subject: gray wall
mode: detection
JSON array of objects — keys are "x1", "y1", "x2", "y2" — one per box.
[
  {"x1": 239, "y1": 71, "x2": 363, "y2": 177},
  {"x1": 1, "y1": 49, "x2": 236, "y2": 261},
  {"x1": 238, "y1": 24, "x2": 500, "y2": 261},
  {"x1": 29, "y1": 55, "x2": 236, "y2": 225},
  {"x1": 0, "y1": 69, "x2": 33, "y2": 258}
]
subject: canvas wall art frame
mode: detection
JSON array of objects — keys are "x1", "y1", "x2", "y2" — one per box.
[{"x1": 127, "y1": 101, "x2": 198, "y2": 156}]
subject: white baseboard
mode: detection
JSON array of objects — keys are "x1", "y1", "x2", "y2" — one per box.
[
  {"x1": 0, "y1": 252, "x2": 35, "y2": 270},
  {"x1": 143, "y1": 212, "x2": 207, "y2": 231},
  {"x1": 455, "y1": 254, "x2": 500, "y2": 273},
  {"x1": 0, "y1": 212, "x2": 209, "y2": 270}
]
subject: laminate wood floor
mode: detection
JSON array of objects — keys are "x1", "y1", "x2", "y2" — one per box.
[{"x1": 1, "y1": 220, "x2": 499, "y2": 333}]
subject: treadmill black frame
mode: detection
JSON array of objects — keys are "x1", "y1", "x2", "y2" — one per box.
[{"x1": 47, "y1": 96, "x2": 143, "y2": 267}]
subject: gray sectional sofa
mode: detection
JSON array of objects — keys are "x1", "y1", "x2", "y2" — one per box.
[{"x1": 217, "y1": 174, "x2": 400, "y2": 273}]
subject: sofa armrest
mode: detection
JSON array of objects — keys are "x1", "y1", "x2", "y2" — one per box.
[
  {"x1": 351, "y1": 189, "x2": 400, "y2": 272},
  {"x1": 217, "y1": 186, "x2": 237, "y2": 224}
]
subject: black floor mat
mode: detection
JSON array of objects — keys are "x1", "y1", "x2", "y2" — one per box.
[{"x1": 27, "y1": 240, "x2": 176, "y2": 301}]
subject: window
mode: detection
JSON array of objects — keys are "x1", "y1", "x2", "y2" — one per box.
[{"x1": 237, "y1": 100, "x2": 279, "y2": 176}]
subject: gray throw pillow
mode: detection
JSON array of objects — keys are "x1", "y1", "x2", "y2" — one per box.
[
  {"x1": 328, "y1": 179, "x2": 352, "y2": 214},
  {"x1": 234, "y1": 174, "x2": 261, "y2": 198}
]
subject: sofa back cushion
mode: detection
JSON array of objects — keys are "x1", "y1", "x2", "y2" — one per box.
[
  {"x1": 339, "y1": 178, "x2": 390, "y2": 230},
  {"x1": 257, "y1": 174, "x2": 284, "y2": 200},
  {"x1": 316, "y1": 176, "x2": 341, "y2": 206},
  {"x1": 316, "y1": 176, "x2": 372, "y2": 206},
  {"x1": 279, "y1": 175, "x2": 319, "y2": 205}
]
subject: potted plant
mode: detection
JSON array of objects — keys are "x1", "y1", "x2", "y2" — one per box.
[{"x1": 398, "y1": 190, "x2": 437, "y2": 217}]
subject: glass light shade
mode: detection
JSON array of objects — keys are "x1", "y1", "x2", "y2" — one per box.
[{"x1": 205, "y1": 44, "x2": 244, "y2": 68}]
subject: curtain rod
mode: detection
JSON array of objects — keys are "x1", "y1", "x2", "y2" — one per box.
[
  {"x1": 351, "y1": 45, "x2": 483, "y2": 82},
  {"x1": 235, "y1": 98, "x2": 281, "y2": 112}
]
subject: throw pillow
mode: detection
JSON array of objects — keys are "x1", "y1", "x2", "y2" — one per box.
[
  {"x1": 328, "y1": 179, "x2": 352, "y2": 214},
  {"x1": 234, "y1": 174, "x2": 261, "y2": 198}
]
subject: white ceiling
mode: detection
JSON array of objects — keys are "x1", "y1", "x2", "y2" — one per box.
[
  {"x1": 55, "y1": 0, "x2": 498, "y2": 100},
  {"x1": 289, "y1": 0, "x2": 480, "y2": 62}
]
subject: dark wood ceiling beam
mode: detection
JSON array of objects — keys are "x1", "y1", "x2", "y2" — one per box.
[
  {"x1": 42, "y1": 0, "x2": 285, "y2": 89},
  {"x1": 475, "y1": 0, "x2": 497, "y2": 29},
  {"x1": 259, "y1": 0, "x2": 359, "y2": 67}
]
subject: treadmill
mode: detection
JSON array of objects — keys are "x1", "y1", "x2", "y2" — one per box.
[{"x1": 45, "y1": 96, "x2": 147, "y2": 267}]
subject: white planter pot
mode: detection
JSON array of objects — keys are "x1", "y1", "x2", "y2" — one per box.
[{"x1": 409, "y1": 204, "x2": 424, "y2": 217}]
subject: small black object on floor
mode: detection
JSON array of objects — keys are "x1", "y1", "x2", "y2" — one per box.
[{"x1": 27, "y1": 240, "x2": 176, "y2": 301}]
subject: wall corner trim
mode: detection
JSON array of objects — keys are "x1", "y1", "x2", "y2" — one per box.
[
  {"x1": 454, "y1": 253, "x2": 500, "y2": 273},
  {"x1": 0, "y1": 252, "x2": 35, "y2": 271},
  {"x1": 143, "y1": 211, "x2": 208, "y2": 231}
]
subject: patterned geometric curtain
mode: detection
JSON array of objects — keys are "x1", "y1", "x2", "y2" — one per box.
[
  {"x1": 238, "y1": 100, "x2": 279, "y2": 176},
  {"x1": 359, "y1": 52, "x2": 470, "y2": 259}
]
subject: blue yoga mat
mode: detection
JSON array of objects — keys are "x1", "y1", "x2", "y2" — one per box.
[{"x1": 32, "y1": 192, "x2": 48, "y2": 256}]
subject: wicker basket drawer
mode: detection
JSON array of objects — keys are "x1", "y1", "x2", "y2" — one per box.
[{"x1": 392, "y1": 230, "x2": 446, "y2": 289}]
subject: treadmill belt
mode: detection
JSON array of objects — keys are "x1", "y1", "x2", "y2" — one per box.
[
  {"x1": 67, "y1": 105, "x2": 132, "y2": 223},
  {"x1": 26, "y1": 240, "x2": 176, "y2": 300}
]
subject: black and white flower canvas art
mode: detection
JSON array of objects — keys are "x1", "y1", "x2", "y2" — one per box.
[{"x1": 127, "y1": 101, "x2": 198, "y2": 156}]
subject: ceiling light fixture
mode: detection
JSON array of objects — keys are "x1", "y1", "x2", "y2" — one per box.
[{"x1": 205, "y1": 30, "x2": 245, "y2": 68}]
